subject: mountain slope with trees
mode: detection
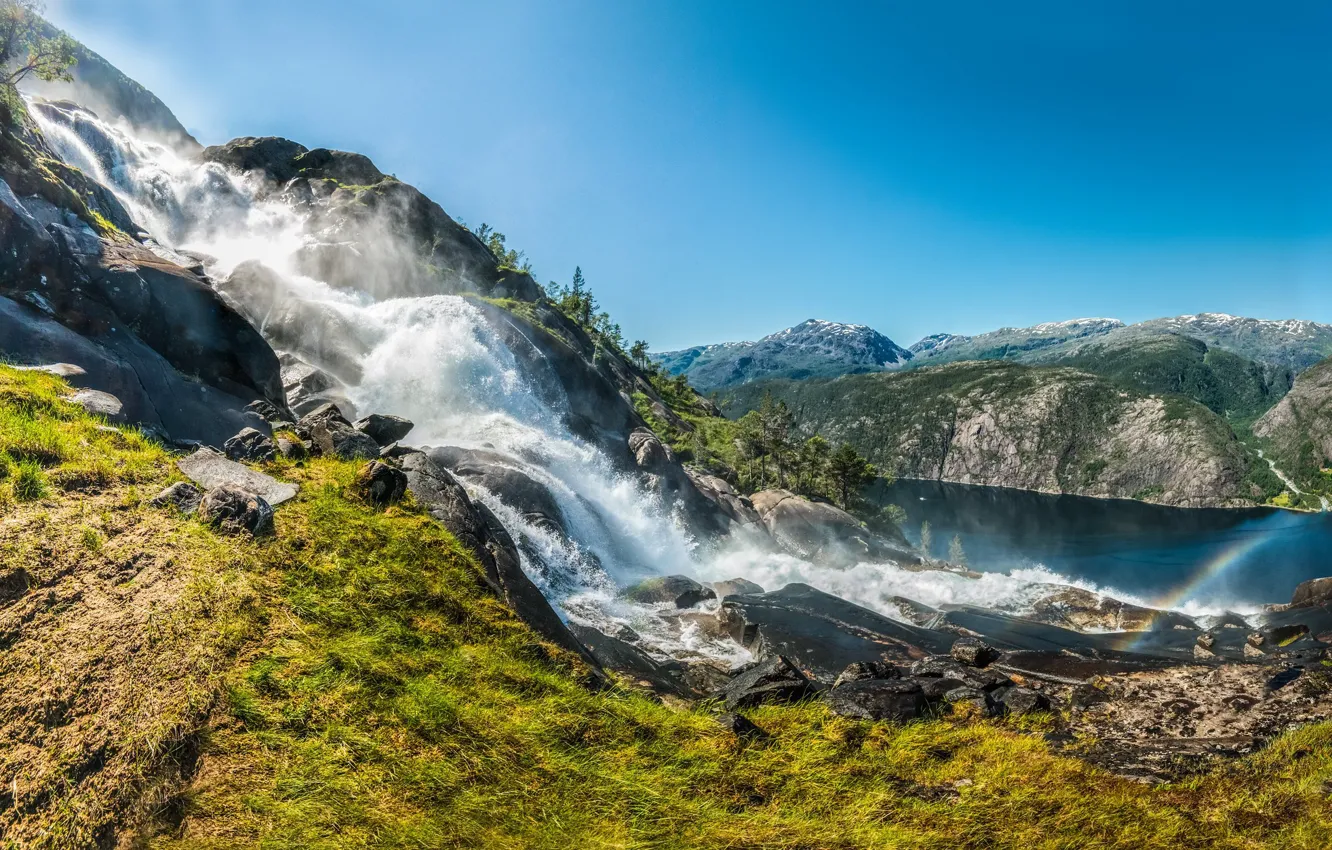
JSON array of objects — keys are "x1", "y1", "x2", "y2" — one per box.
[{"x1": 721, "y1": 361, "x2": 1283, "y2": 507}]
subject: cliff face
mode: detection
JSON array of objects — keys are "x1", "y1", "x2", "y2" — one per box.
[
  {"x1": 724, "y1": 361, "x2": 1267, "y2": 507},
  {"x1": 1253, "y1": 357, "x2": 1332, "y2": 497}
]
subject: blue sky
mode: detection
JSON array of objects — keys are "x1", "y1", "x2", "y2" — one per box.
[{"x1": 46, "y1": 0, "x2": 1332, "y2": 350}]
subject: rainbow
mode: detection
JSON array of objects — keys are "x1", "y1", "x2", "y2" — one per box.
[{"x1": 1115, "y1": 531, "x2": 1273, "y2": 651}]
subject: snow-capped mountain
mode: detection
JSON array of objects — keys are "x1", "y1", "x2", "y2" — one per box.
[
  {"x1": 908, "y1": 313, "x2": 1332, "y2": 373},
  {"x1": 653, "y1": 319, "x2": 911, "y2": 391},
  {"x1": 907, "y1": 318, "x2": 1125, "y2": 365}
]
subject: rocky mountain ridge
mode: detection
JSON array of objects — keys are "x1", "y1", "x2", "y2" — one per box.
[
  {"x1": 653, "y1": 318, "x2": 911, "y2": 391},
  {"x1": 721, "y1": 360, "x2": 1278, "y2": 507}
]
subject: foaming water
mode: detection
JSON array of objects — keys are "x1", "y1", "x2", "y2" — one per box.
[{"x1": 26, "y1": 100, "x2": 1255, "y2": 659}]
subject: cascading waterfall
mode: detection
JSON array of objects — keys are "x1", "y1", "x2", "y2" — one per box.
[{"x1": 26, "y1": 100, "x2": 1250, "y2": 664}]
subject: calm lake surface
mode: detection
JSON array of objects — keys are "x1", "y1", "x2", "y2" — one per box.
[{"x1": 874, "y1": 478, "x2": 1332, "y2": 609}]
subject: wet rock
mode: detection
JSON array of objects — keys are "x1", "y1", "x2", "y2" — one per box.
[
  {"x1": 720, "y1": 583, "x2": 954, "y2": 682},
  {"x1": 1192, "y1": 643, "x2": 1216, "y2": 660},
  {"x1": 911, "y1": 656, "x2": 1012, "y2": 691},
  {"x1": 197, "y1": 485, "x2": 274, "y2": 536},
  {"x1": 706, "y1": 578, "x2": 765, "y2": 599},
  {"x1": 623, "y1": 575, "x2": 716, "y2": 609},
  {"x1": 354, "y1": 461, "x2": 407, "y2": 507},
  {"x1": 177, "y1": 447, "x2": 298, "y2": 505},
  {"x1": 1247, "y1": 632, "x2": 1265, "y2": 648},
  {"x1": 149, "y1": 481, "x2": 203, "y2": 514},
  {"x1": 354, "y1": 413, "x2": 414, "y2": 446},
  {"x1": 826, "y1": 679, "x2": 927, "y2": 721},
  {"x1": 717, "y1": 712, "x2": 768, "y2": 740},
  {"x1": 1266, "y1": 623, "x2": 1310, "y2": 646},
  {"x1": 1242, "y1": 642, "x2": 1266, "y2": 659},
  {"x1": 428, "y1": 446, "x2": 568, "y2": 536},
  {"x1": 721, "y1": 655, "x2": 813, "y2": 710},
  {"x1": 1196, "y1": 632, "x2": 1215, "y2": 650},
  {"x1": 397, "y1": 449, "x2": 598, "y2": 668},
  {"x1": 568, "y1": 622, "x2": 693, "y2": 697},
  {"x1": 1291, "y1": 576, "x2": 1332, "y2": 608},
  {"x1": 224, "y1": 427, "x2": 276, "y2": 462},
  {"x1": 833, "y1": 661, "x2": 899, "y2": 689},
  {"x1": 1030, "y1": 585, "x2": 1199, "y2": 632},
  {"x1": 997, "y1": 686, "x2": 1051, "y2": 716},
  {"x1": 950, "y1": 636, "x2": 998, "y2": 668}
]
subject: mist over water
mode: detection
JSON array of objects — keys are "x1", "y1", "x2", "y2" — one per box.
[{"x1": 27, "y1": 101, "x2": 1268, "y2": 660}]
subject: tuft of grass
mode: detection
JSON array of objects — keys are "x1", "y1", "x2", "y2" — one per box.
[{"x1": 12, "y1": 458, "x2": 47, "y2": 501}]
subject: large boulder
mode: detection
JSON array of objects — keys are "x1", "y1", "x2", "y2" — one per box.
[
  {"x1": 719, "y1": 583, "x2": 954, "y2": 682},
  {"x1": 749, "y1": 489, "x2": 919, "y2": 567},
  {"x1": 354, "y1": 413, "x2": 414, "y2": 446},
  {"x1": 622, "y1": 575, "x2": 716, "y2": 609},
  {"x1": 295, "y1": 403, "x2": 380, "y2": 460},
  {"x1": 176, "y1": 448, "x2": 298, "y2": 505},
  {"x1": 1292, "y1": 577, "x2": 1332, "y2": 608},
  {"x1": 685, "y1": 468, "x2": 761, "y2": 528}
]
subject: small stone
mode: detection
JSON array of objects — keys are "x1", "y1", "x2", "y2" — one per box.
[
  {"x1": 943, "y1": 686, "x2": 997, "y2": 716},
  {"x1": 1193, "y1": 643, "x2": 1216, "y2": 660},
  {"x1": 1247, "y1": 632, "x2": 1265, "y2": 648},
  {"x1": 716, "y1": 712, "x2": 767, "y2": 740},
  {"x1": 998, "y1": 686, "x2": 1050, "y2": 716},
  {"x1": 1196, "y1": 632, "x2": 1215, "y2": 649},
  {"x1": 275, "y1": 435, "x2": 308, "y2": 460},
  {"x1": 224, "y1": 427, "x2": 275, "y2": 462},
  {"x1": 721, "y1": 655, "x2": 811, "y2": 710},
  {"x1": 198, "y1": 485, "x2": 274, "y2": 536},
  {"x1": 950, "y1": 637, "x2": 999, "y2": 668},
  {"x1": 1243, "y1": 642, "x2": 1266, "y2": 659},
  {"x1": 833, "y1": 661, "x2": 899, "y2": 689},
  {"x1": 149, "y1": 481, "x2": 203, "y2": 514}
]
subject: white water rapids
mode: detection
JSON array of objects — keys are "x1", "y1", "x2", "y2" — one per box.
[{"x1": 27, "y1": 100, "x2": 1253, "y2": 663}]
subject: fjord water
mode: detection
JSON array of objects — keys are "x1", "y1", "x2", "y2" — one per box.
[
  {"x1": 29, "y1": 100, "x2": 1283, "y2": 645},
  {"x1": 881, "y1": 478, "x2": 1332, "y2": 610}
]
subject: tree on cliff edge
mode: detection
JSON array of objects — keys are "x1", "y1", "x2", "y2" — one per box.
[{"x1": 0, "y1": 1, "x2": 76, "y2": 89}]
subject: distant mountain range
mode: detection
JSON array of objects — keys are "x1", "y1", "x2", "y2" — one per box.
[
  {"x1": 653, "y1": 319, "x2": 911, "y2": 391},
  {"x1": 657, "y1": 312, "x2": 1332, "y2": 392}
]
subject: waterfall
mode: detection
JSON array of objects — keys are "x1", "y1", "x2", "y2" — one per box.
[{"x1": 25, "y1": 100, "x2": 1247, "y2": 660}]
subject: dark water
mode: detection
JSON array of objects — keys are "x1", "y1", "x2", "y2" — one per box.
[{"x1": 873, "y1": 478, "x2": 1332, "y2": 608}]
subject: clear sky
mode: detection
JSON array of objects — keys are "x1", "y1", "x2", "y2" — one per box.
[{"x1": 45, "y1": 0, "x2": 1332, "y2": 350}]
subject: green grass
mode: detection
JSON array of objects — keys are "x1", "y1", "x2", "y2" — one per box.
[{"x1": 3, "y1": 363, "x2": 1332, "y2": 848}]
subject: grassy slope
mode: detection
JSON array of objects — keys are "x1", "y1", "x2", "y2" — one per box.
[{"x1": 3, "y1": 365, "x2": 1332, "y2": 848}]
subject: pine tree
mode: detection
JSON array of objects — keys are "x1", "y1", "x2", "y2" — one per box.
[
  {"x1": 827, "y1": 443, "x2": 876, "y2": 509},
  {"x1": 948, "y1": 534, "x2": 967, "y2": 565}
]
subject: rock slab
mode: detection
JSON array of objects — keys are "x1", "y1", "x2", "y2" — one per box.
[{"x1": 178, "y1": 448, "x2": 298, "y2": 505}]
